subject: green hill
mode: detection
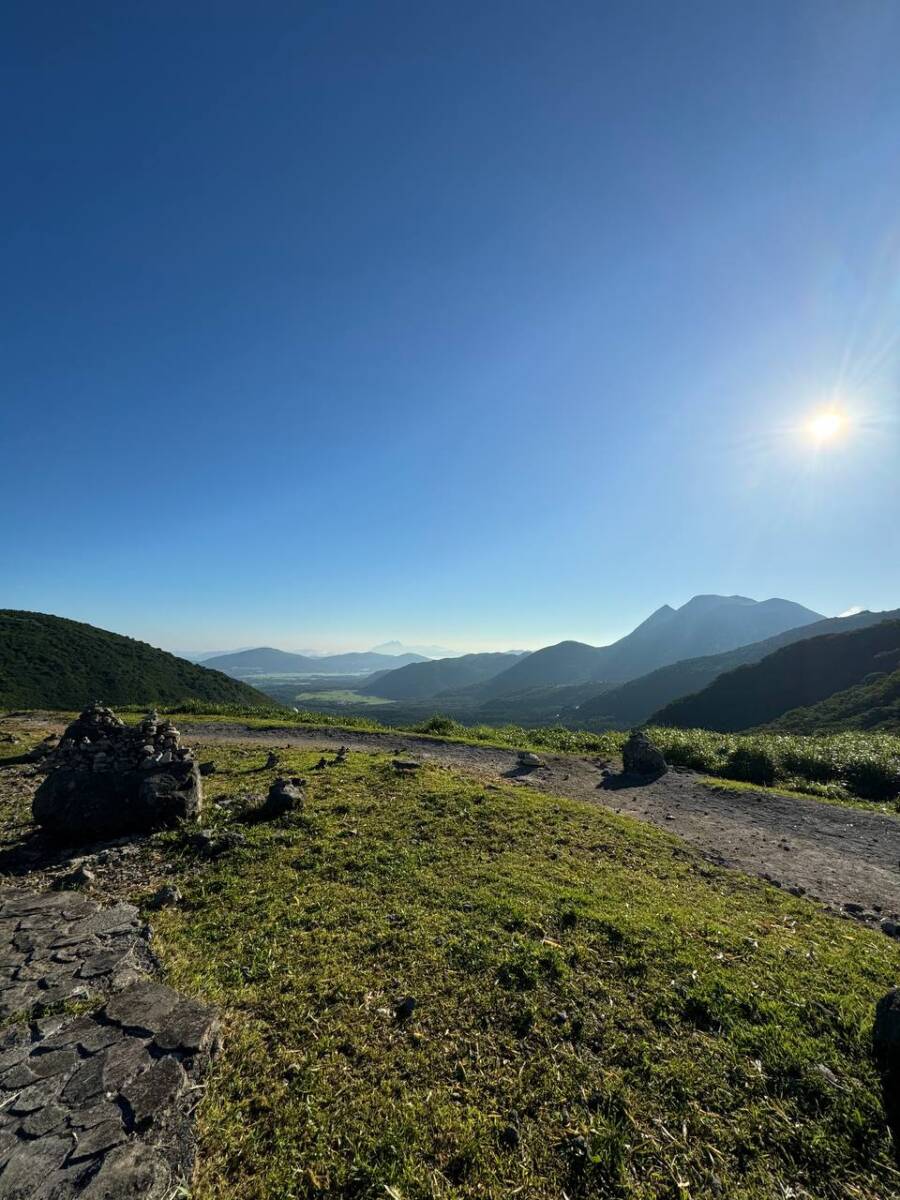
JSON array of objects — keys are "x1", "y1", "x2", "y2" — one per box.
[
  {"x1": 569, "y1": 608, "x2": 900, "y2": 730},
  {"x1": 360, "y1": 651, "x2": 526, "y2": 701},
  {"x1": 765, "y1": 666, "x2": 900, "y2": 733},
  {"x1": 0, "y1": 610, "x2": 271, "y2": 709},
  {"x1": 652, "y1": 619, "x2": 900, "y2": 733}
]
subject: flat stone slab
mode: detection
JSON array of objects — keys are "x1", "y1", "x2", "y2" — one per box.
[
  {"x1": 0, "y1": 888, "x2": 219, "y2": 1197},
  {"x1": 0, "y1": 890, "x2": 149, "y2": 1019}
]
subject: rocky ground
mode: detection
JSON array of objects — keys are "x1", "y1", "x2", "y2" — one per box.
[{"x1": 0, "y1": 716, "x2": 219, "y2": 1198}]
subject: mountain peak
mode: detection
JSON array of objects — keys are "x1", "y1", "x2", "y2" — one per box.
[{"x1": 677, "y1": 594, "x2": 754, "y2": 614}]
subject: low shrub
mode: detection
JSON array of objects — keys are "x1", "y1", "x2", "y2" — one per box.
[{"x1": 724, "y1": 746, "x2": 777, "y2": 786}]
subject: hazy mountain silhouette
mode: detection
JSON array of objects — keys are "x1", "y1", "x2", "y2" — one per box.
[
  {"x1": 466, "y1": 595, "x2": 822, "y2": 701},
  {"x1": 370, "y1": 641, "x2": 459, "y2": 658},
  {"x1": 203, "y1": 647, "x2": 429, "y2": 677},
  {"x1": 360, "y1": 652, "x2": 527, "y2": 700}
]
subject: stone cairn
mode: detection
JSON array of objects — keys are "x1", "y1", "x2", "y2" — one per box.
[
  {"x1": 33, "y1": 705, "x2": 203, "y2": 842},
  {"x1": 50, "y1": 705, "x2": 191, "y2": 774},
  {"x1": 622, "y1": 729, "x2": 668, "y2": 778}
]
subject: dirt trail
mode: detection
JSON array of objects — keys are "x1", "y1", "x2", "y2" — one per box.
[{"x1": 183, "y1": 721, "x2": 900, "y2": 927}]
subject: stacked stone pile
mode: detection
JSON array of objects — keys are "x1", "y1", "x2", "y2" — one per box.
[
  {"x1": 622, "y1": 729, "x2": 668, "y2": 778},
  {"x1": 34, "y1": 705, "x2": 203, "y2": 842},
  {"x1": 52, "y1": 705, "x2": 193, "y2": 775}
]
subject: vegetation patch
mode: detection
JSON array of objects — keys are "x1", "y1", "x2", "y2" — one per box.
[
  {"x1": 0, "y1": 611, "x2": 268, "y2": 708},
  {"x1": 151, "y1": 745, "x2": 898, "y2": 1199},
  {"x1": 122, "y1": 704, "x2": 900, "y2": 808}
]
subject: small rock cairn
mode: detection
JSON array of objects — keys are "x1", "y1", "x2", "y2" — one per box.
[
  {"x1": 53, "y1": 704, "x2": 193, "y2": 774},
  {"x1": 34, "y1": 704, "x2": 203, "y2": 841}
]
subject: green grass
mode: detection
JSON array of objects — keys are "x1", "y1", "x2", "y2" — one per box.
[
  {"x1": 150, "y1": 745, "x2": 899, "y2": 1199},
  {"x1": 292, "y1": 690, "x2": 395, "y2": 707},
  {"x1": 115, "y1": 702, "x2": 900, "y2": 807},
  {"x1": 8, "y1": 700, "x2": 900, "y2": 806}
]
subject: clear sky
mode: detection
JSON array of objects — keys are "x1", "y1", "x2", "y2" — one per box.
[{"x1": 3, "y1": 1, "x2": 899, "y2": 654}]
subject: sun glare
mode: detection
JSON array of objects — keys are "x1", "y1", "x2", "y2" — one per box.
[{"x1": 806, "y1": 410, "x2": 847, "y2": 442}]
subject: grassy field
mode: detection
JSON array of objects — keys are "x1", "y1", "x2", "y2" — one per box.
[
  {"x1": 112, "y1": 702, "x2": 900, "y2": 807},
  {"x1": 289, "y1": 689, "x2": 396, "y2": 708},
  {"x1": 148, "y1": 743, "x2": 898, "y2": 1199}
]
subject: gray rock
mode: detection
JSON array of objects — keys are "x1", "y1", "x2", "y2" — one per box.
[
  {"x1": 238, "y1": 778, "x2": 304, "y2": 824},
  {"x1": 18, "y1": 1100, "x2": 68, "y2": 1137},
  {"x1": 0, "y1": 886, "x2": 219, "y2": 1194},
  {"x1": 98, "y1": 1037, "x2": 152, "y2": 1093},
  {"x1": 0, "y1": 1135, "x2": 76, "y2": 1197},
  {"x1": 146, "y1": 884, "x2": 182, "y2": 911},
  {"x1": 622, "y1": 730, "x2": 668, "y2": 778},
  {"x1": 10, "y1": 1077, "x2": 63, "y2": 1114},
  {"x1": 103, "y1": 981, "x2": 181, "y2": 1036},
  {"x1": 60, "y1": 1055, "x2": 106, "y2": 1108},
  {"x1": 189, "y1": 828, "x2": 246, "y2": 858},
  {"x1": 68, "y1": 1117, "x2": 128, "y2": 1162},
  {"x1": 154, "y1": 997, "x2": 218, "y2": 1054},
  {"x1": 517, "y1": 751, "x2": 545, "y2": 768},
  {"x1": 121, "y1": 1055, "x2": 186, "y2": 1126},
  {"x1": 52, "y1": 864, "x2": 96, "y2": 891},
  {"x1": 25, "y1": 1047, "x2": 77, "y2": 1079},
  {"x1": 79, "y1": 1143, "x2": 172, "y2": 1199},
  {"x1": 69, "y1": 1101, "x2": 122, "y2": 1130}
]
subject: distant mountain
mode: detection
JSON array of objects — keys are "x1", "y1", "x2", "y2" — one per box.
[
  {"x1": 570, "y1": 608, "x2": 899, "y2": 729},
  {"x1": 175, "y1": 649, "x2": 244, "y2": 663},
  {"x1": 764, "y1": 667, "x2": 900, "y2": 733},
  {"x1": 178, "y1": 647, "x2": 324, "y2": 662},
  {"x1": 468, "y1": 595, "x2": 822, "y2": 701},
  {"x1": 0, "y1": 611, "x2": 270, "y2": 709},
  {"x1": 370, "y1": 641, "x2": 458, "y2": 658},
  {"x1": 652, "y1": 619, "x2": 900, "y2": 732},
  {"x1": 202, "y1": 647, "x2": 427, "y2": 678},
  {"x1": 360, "y1": 652, "x2": 527, "y2": 701}
]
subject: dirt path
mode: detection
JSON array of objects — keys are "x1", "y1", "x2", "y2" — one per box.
[{"x1": 183, "y1": 721, "x2": 900, "y2": 928}]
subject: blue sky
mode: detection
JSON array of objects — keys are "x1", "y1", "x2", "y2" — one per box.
[{"x1": 3, "y1": 1, "x2": 899, "y2": 653}]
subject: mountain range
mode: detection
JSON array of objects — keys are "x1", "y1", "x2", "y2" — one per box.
[
  {"x1": 369, "y1": 641, "x2": 462, "y2": 658},
  {"x1": 201, "y1": 647, "x2": 428, "y2": 677},
  {"x1": 4, "y1": 598, "x2": 896, "y2": 736},
  {"x1": 568, "y1": 607, "x2": 900, "y2": 729},
  {"x1": 464, "y1": 596, "x2": 822, "y2": 702}
]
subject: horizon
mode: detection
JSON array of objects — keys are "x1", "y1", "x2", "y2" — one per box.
[
  {"x1": 23, "y1": 590, "x2": 872, "y2": 660},
  {"x1": 4, "y1": 3, "x2": 900, "y2": 653}
]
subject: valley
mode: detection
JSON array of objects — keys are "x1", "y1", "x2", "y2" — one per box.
[{"x1": 1, "y1": 598, "x2": 899, "y2": 1197}]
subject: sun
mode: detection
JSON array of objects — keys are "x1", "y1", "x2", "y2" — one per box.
[{"x1": 806, "y1": 410, "x2": 847, "y2": 442}]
